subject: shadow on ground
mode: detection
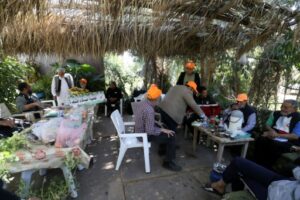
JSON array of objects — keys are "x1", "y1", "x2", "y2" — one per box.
[{"x1": 74, "y1": 114, "x2": 230, "y2": 200}]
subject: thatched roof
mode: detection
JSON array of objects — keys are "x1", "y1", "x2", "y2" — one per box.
[{"x1": 0, "y1": 0, "x2": 299, "y2": 58}]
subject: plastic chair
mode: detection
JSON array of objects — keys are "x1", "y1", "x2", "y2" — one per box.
[
  {"x1": 41, "y1": 100, "x2": 56, "y2": 107},
  {"x1": 110, "y1": 110, "x2": 151, "y2": 173},
  {"x1": 105, "y1": 98, "x2": 123, "y2": 116}
]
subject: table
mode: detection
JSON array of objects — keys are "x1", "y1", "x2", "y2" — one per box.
[
  {"x1": 5, "y1": 105, "x2": 97, "y2": 198},
  {"x1": 192, "y1": 124, "x2": 254, "y2": 162}
]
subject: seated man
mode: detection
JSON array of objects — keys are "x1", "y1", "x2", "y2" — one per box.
[
  {"x1": 134, "y1": 84, "x2": 180, "y2": 171},
  {"x1": 16, "y1": 82, "x2": 42, "y2": 113},
  {"x1": 185, "y1": 86, "x2": 217, "y2": 131},
  {"x1": 225, "y1": 93, "x2": 256, "y2": 133},
  {"x1": 0, "y1": 118, "x2": 16, "y2": 137},
  {"x1": 254, "y1": 99, "x2": 300, "y2": 169},
  {"x1": 203, "y1": 157, "x2": 300, "y2": 200},
  {"x1": 195, "y1": 86, "x2": 216, "y2": 105},
  {"x1": 105, "y1": 81, "x2": 123, "y2": 116}
]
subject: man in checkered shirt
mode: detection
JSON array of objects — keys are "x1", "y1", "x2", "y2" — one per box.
[{"x1": 134, "y1": 84, "x2": 181, "y2": 171}]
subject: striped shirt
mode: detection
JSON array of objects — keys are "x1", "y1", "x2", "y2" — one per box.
[{"x1": 134, "y1": 100, "x2": 161, "y2": 136}]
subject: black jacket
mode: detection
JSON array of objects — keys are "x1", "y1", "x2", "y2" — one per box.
[{"x1": 176, "y1": 72, "x2": 201, "y2": 91}]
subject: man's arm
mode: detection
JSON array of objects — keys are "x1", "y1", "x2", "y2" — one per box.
[
  {"x1": 265, "y1": 112, "x2": 275, "y2": 132},
  {"x1": 144, "y1": 109, "x2": 161, "y2": 136},
  {"x1": 0, "y1": 119, "x2": 14, "y2": 127},
  {"x1": 51, "y1": 77, "x2": 57, "y2": 98},
  {"x1": 275, "y1": 121, "x2": 300, "y2": 140},
  {"x1": 242, "y1": 113, "x2": 256, "y2": 132},
  {"x1": 183, "y1": 91, "x2": 204, "y2": 116}
]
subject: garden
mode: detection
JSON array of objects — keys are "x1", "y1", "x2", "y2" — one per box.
[{"x1": 0, "y1": 0, "x2": 300, "y2": 200}]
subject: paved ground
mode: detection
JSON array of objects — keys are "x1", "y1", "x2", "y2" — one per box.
[{"x1": 73, "y1": 114, "x2": 230, "y2": 200}]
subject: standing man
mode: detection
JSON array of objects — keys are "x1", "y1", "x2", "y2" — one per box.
[
  {"x1": 134, "y1": 84, "x2": 179, "y2": 171},
  {"x1": 51, "y1": 67, "x2": 74, "y2": 106},
  {"x1": 176, "y1": 60, "x2": 201, "y2": 91},
  {"x1": 105, "y1": 81, "x2": 123, "y2": 116},
  {"x1": 159, "y1": 81, "x2": 206, "y2": 139}
]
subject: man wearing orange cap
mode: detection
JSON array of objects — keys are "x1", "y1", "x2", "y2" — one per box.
[
  {"x1": 176, "y1": 60, "x2": 201, "y2": 91},
  {"x1": 159, "y1": 81, "x2": 206, "y2": 142},
  {"x1": 235, "y1": 93, "x2": 256, "y2": 133},
  {"x1": 134, "y1": 84, "x2": 180, "y2": 171},
  {"x1": 79, "y1": 78, "x2": 88, "y2": 90}
]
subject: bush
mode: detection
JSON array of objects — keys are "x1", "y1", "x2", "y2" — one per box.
[
  {"x1": 0, "y1": 56, "x2": 35, "y2": 111},
  {"x1": 31, "y1": 76, "x2": 53, "y2": 100}
]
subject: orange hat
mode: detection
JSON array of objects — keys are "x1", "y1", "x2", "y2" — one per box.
[
  {"x1": 186, "y1": 81, "x2": 198, "y2": 93},
  {"x1": 147, "y1": 84, "x2": 162, "y2": 100},
  {"x1": 236, "y1": 93, "x2": 248, "y2": 101},
  {"x1": 185, "y1": 60, "x2": 196, "y2": 70},
  {"x1": 80, "y1": 78, "x2": 87, "y2": 84}
]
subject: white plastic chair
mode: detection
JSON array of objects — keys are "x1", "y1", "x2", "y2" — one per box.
[
  {"x1": 41, "y1": 100, "x2": 56, "y2": 107},
  {"x1": 105, "y1": 98, "x2": 123, "y2": 116},
  {"x1": 110, "y1": 110, "x2": 151, "y2": 173}
]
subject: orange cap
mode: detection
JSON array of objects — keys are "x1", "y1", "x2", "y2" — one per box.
[
  {"x1": 186, "y1": 81, "x2": 198, "y2": 93},
  {"x1": 80, "y1": 78, "x2": 87, "y2": 84},
  {"x1": 147, "y1": 84, "x2": 162, "y2": 100},
  {"x1": 236, "y1": 93, "x2": 248, "y2": 101},
  {"x1": 185, "y1": 61, "x2": 196, "y2": 70}
]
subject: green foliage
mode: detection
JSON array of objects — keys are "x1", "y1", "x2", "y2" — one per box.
[
  {"x1": 18, "y1": 177, "x2": 69, "y2": 200},
  {"x1": 31, "y1": 76, "x2": 53, "y2": 99},
  {"x1": 58, "y1": 59, "x2": 105, "y2": 92},
  {"x1": 0, "y1": 133, "x2": 28, "y2": 183},
  {"x1": 64, "y1": 151, "x2": 80, "y2": 170},
  {"x1": 104, "y1": 53, "x2": 144, "y2": 98},
  {"x1": 0, "y1": 57, "x2": 35, "y2": 111},
  {"x1": 0, "y1": 133, "x2": 28, "y2": 152}
]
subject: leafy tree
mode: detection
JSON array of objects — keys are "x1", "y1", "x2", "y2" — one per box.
[{"x1": 0, "y1": 57, "x2": 35, "y2": 111}]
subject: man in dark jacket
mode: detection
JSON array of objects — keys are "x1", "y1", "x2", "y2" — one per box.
[
  {"x1": 254, "y1": 99, "x2": 300, "y2": 169},
  {"x1": 105, "y1": 81, "x2": 123, "y2": 116},
  {"x1": 195, "y1": 86, "x2": 216, "y2": 105},
  {"x1": 176, "y1": 60, "x2": 201, "y2": 91}
]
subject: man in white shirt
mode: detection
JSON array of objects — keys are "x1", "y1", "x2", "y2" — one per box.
[{"x1": 51, "y1": 68, "x2": 74, "y2": 106}]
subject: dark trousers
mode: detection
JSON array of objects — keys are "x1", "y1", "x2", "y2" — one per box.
[
  {"x1": 223, "y1": 157, "x2": 288, "y2": 200},
  {"x1": 159, "y1": 109, "x2": 178, "y2": 133},
  {"x1": 254, "y1": 137, "x2": 296, "y2": 169},
  {"x1": 106, "y1": 101, "x2": 120, "y2": 115},
  {"x1": 158, "y1": 109, "x2": 178, "y2": 162},
  {"x1": 148, "y1": 134, "x2": 176, "y2": 162}
]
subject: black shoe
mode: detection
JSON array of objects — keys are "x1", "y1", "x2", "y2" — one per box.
[{"x1": 162, "y1": 161, "x2": 182, "y2": 171}]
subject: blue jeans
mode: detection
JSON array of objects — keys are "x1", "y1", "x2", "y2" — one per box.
[{"x1": 223, "y1": 158, "x2": 289, "y2": 200}]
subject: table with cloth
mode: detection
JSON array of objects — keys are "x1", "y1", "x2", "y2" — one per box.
[{"x1": 4, "y1": 93, "x2": 105, "y2": 199}]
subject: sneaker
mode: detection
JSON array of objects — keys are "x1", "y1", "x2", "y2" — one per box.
[{"x1": 162, "y1": 161, "x2": 182, "y2": 171}]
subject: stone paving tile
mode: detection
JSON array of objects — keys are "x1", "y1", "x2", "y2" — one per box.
[
  {"x1": 124, "y1": 172, "x2": 219, "y2": 200},
  {"x1": 74, "y1": 114, "x2": 230, "y2": 200}
]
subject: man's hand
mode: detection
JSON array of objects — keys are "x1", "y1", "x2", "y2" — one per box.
[
  {"x1": 161, "y1": 128, "x2": 174, "y2": 137},
  {"x1": 291, "y1": 146, "x2": 300, "y2": 152},
  {"x1": 262, "y1": 130, "x2": 277, "y2": 139},
  {"x1": 0, "y1": 119, "x2": 15, "y2": 128}
]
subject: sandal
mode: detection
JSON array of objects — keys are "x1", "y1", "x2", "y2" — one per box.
[{"x1": 202, "y1": 183, "x2": 225, "y2": 196}]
